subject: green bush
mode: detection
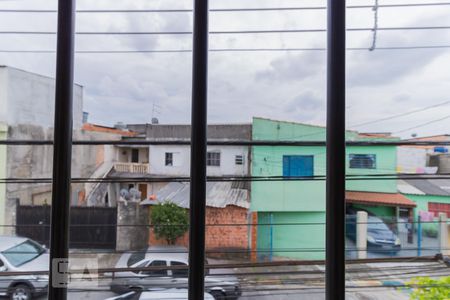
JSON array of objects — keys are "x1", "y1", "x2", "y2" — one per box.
[
  {"x1": 423, "y1": 227, "x2": 438, "y2": 238},
  {"x1": 407, "y1": 276, "x2": 450, "y2": 300},
  {"x1": 151, "y1": 202, "x2": 189, "y2": 245}
]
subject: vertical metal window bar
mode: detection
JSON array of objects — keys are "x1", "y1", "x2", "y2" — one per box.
[
  {"x1": 188, "y1": 0, "x2": 209, "y2": 299},
  {"x1": 326, "y1": 0, "x2": 346, "y2": 299},
  {"x1": 48, "y1": 0, "x2": 76, "y2": 299}
]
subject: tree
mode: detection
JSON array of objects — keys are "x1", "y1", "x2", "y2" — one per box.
[
  {"x1": 407, "y1": 276, "x2": 450, "y2": 300},
  {"x1": 151, "y1": 202, "x2": 189, "y2": 245}
]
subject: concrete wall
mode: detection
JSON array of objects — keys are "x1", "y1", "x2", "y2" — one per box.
[
  {"x1": 0, "y1": 124, "x2": 7, "y2": 230},
  {"x1": 149, "y1": 145, "x2": 249, "y2": 176},
  {"x1": 116, "y1": 201, "x2": 149, "y2": 251},
  {"x1": 397, "y1": 147, "x2": 427, "y2": 173},
  {"x1": 5, "y1": 128, "x2": 121, "y2": 206},
  {"x1": 0, "y1": 66, "x2": 85, "y2": 206},
  {"x1": 117, "y1": 147, "x2": 148, "y2": 163},
  {"x1": 0, "y1": 66, "x2": 83, "y2": 129},
  {"x1": 257, "y1": 211, "x2": 326, "y2": 260},
  {"x1": 144, "y1": 124, "x2": 252, "y2": 140}
]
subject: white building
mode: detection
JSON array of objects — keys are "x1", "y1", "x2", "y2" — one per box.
[{"x1": 111, "y1": 123, "x2": 252, "y2": 200}]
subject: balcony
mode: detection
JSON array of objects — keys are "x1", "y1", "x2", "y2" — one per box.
[{"x1": 113, "y1": 162, "x2": 149, "y2": 174}]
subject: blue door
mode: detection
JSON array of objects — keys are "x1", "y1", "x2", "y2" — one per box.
[{"x1": 283, "y1": 155, "x2": 314, "y2": 177}]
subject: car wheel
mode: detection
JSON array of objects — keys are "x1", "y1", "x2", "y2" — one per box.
[
  {"x1": 10, "y1": 284, "x2": 32, "y2": 300},
  {"x1": 210, "y1": 290, "x2": 226, "y2": 300}
]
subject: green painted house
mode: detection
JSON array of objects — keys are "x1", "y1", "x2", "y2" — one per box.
[
  {"x1": 399, "y1": 178, "x2": 450, "y2": 226},
  {"x1": 251, "y1": 117, "x2": 412, "y2": 260}
]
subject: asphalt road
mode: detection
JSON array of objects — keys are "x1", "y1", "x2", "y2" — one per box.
[{"x1": 28, "y1": 287, "x2": 409, "y2": 300}]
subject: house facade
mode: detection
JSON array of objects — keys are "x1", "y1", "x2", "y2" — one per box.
[
  {"x1": 251, "y1": 117, "x2": 413, "y2": 260},
  {"x1": 130, "y1": 123, "x2": 253, "y2": 254},
  {"x1": 397, "y1": 135, "x2": 450, "y2": 222}
]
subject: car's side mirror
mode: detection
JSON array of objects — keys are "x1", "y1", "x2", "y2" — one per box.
[{"x1": 0, "y1": 265, "x2": 7, "y2": 272}]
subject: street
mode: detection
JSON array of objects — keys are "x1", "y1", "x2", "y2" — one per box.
[{"x1": 19, "y1": 260, "x2": 447, "y2": 300}]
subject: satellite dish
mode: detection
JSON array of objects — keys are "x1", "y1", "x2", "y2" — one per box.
[
  {"x1": 129, "y1": 188, "x2": 141, "y2": 200},
  {"x1": 120, "y1": 189, "x2": 130, "y2": 200}
]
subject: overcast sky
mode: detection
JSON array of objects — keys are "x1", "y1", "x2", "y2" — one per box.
[{"x1": 0, "y1": 0, "x2": 449, "y2": 138}]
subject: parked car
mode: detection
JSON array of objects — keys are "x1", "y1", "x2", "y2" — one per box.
[
  {"x1": 110, "y1": 246, "x2": 241, "y2": 300},
  {"x1": 0, "y1": 236, "x2": 49, "y2": 300},
  {"x1": 105, "y1": 289, "x2": 215, "y2": 300},
  {"x1": 346, "y1": 214, "x2": 401, "y2": 253}
]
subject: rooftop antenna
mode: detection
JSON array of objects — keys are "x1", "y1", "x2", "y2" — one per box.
[{"x1": 152, "y1": 102, "x2": 162, "y2": 121}]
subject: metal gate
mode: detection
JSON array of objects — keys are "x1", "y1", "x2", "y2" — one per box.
[{"x1": 16, "y1": 206, "x2": 117, "y2": 249}]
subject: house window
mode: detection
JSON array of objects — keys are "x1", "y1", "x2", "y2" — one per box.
[
  {"x1": 131, "y1": 149, "x2": 139, "y2": 163},
  {"x1": 207, "y1": 152, "x2": 221, "y2": 166},
  {"x1": 165, "y1": 152, "x2": 173, "y2": 166},
  {"x1": 282, "y1": 155, "x2": 314, "y2": 177},
  {"x1": 235, "y1": 155, "x2": 244, "y2": 165},
  {"x1": 428, "y1": 202, "x2": 450, "y2": 218},
  {"x1": 349, "y1": 154, "x2": 376, "y2": 169}
]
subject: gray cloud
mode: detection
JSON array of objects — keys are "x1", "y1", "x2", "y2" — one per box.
[
  {"x1": 254, "y1": 51, "x2": 326, "y2": 82},
  {"x1": 282, "y1": 91, "x2": 325, "y2": 122}
]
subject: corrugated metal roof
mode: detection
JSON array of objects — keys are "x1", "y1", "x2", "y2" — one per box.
[
  {"x1": 404, "y1": 177, "x2": 450, "y2": 196},
  {"x1": 397, "y1": 180, "x2": 426, "y2": 195},
  {"x1": 149, "y1": 181, "x2": 249, "y2": 209}
]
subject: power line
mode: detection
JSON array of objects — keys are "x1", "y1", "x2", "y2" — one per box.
[
  {"x1": 1, "y1": 2, "x2": 450, "y2": 13},
  {"x1": 0, "y1": 139, "x2": 449, "y2": 146},
  {"x1": 1, "y1": 25, "x2": 450, "y2": 35},
  {"x1": 2, "y1": 173, "x2": 450, "y2": 184},
  {"x1": 349, "y1": 100, "x2": 450, "y2": 128},
  {"x1": 394, "y1": 114, "x2": 450, "y2": 134},
  {"x1": 2, "y1": 45, "x2": 450, "y2": 54}
]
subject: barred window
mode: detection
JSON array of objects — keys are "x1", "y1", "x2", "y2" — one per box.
[
  {"x1": 349, "y1": 154, "x2": 376, "y2": 169},
  {"x1": 235, "y1": 155, "x2": 244, "y2": 165},
  {"x1": 207, "y1": 152, "x2": 221, "y2": 166}
]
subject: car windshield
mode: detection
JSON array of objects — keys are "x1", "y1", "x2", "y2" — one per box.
[
  {"x1": 368, "y1": 218, "x2": 390, "y2": 231},
  {"x1": 127, "y1": 251, "x2": 146, "y2": 267},
  {"x1": 2, "y1": 240, "x2": 45, "y2": 267}
]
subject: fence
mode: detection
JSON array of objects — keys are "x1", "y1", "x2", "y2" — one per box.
[
  {"x1": 6, "y1": 211, "x2": 450, "y2": 260},
  {"x1": 16, "y1": 205, "x2": 118, "y2": 249}
]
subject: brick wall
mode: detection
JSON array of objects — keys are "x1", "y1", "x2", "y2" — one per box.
[{"x1": 149, "y1": 205, "x2": 250, "y2": 252}]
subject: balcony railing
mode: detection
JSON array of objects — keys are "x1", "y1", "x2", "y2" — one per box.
[{"x1": 114, "y1": 162, "x2": 149, "y2": 174}]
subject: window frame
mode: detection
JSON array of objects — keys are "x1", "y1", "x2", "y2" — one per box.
[
  {"x1": 348, "y1": 154, "x2": 377, "y2": 169},
  {"x1": 165, "y1": 152, "x2": 173, "y2": 166},
  {"x1": 206, "y1": 151, "x2": 221, "y2": 167},
  {"x1": 282, "y1": 155, "x2": 314, "y2": 177},
  {"x1": 235, "y1": 155, "x2": 244, "y2": 165}
]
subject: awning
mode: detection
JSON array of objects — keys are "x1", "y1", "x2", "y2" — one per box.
[{"x1": 346, "y1": 191, "x2": 416, "y2": 208}]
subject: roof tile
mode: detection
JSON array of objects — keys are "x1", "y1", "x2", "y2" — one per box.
[{"x1": 346, "y1": 191, "x2": 416, "y2": 208}]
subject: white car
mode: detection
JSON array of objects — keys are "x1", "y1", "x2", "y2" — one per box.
[
  {"x1": 106, "y1": 289, "x2": 215, "y2": 300},
  {"x1": 0, "y1": 236, "x2": 49, "y2": 300},
  {"x1": 110, "y1": 246, "x2": 241, "y2": 300}
]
